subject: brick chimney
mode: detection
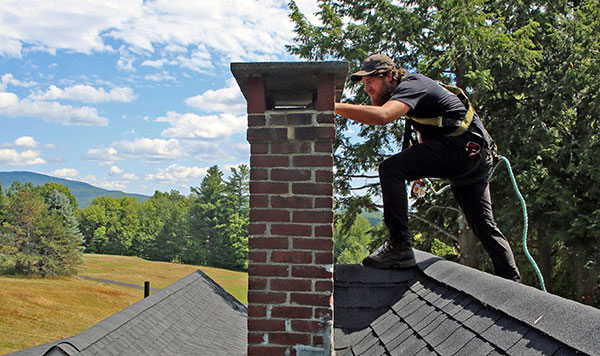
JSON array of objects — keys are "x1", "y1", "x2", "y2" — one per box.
[{"x1": 232, "y1": 62, "x2": 348, "y2": 356}]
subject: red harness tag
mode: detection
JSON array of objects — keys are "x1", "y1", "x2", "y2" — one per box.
[{"x1": 465, "y1": 141, "x2": 481, "y2": 160}]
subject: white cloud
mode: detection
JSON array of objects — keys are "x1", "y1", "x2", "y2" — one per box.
[
  {"x1": 14, "y1": 136, "x2": 38, "y2": 148},
  {"x1": 0, "y1": 1, "x2": 299, "y2": 69},
  {"x1": 144, "y1": 71, "x2": 176, "y2": 82},
  {"x1": 185, "y1": 79, "x2": 246, "y2": 114},
  {"x1": 0, "y1": 73, "x2": 37, "y2": 90},
  {"x1": 29, "y1": 84, "x2": 136, "y2": 103},
  {"x1": 113, "y1": 138, "x2": 185, "y2": 161},
  {"x1": 0, "y1": 91, "x2": 108, "y2": 126},
  {"x1": 145, "y1": 164, "x2": 209, "y2": 183},
  {"x1": 121, "y1": 173, "x2": 138, "y2": 180},
  {"x1": 84, "y1": 147, "x2": 119, "y2": 165},
  {"x1": 0, "y1": 148, "x2": 46, "y2": 165},
  {"x1": 50, "y1": 168, "x2": 79, "y2": 178},
  {"x1": 157, "y1": 111, "x2": 246, "y2": 140},
  {"x1": 109, "y1": 165, "x2": 123, "y2": 175}
]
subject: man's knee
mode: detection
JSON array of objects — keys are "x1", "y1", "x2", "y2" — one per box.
[{"x1": 379, "y1": 156, "x2": 404, "y2": 179}]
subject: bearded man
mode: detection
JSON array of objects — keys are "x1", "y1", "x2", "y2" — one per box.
[{"x1": 335, "y1": 54, "x2": 521, "y2": 282}]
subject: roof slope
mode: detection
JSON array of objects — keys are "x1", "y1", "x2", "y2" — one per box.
[
  {"x1": 334, "y1": 250, "x2": 600, "y2": 356},
  {"x1": 6, "y1": 270, "x2": 247, "y2": 356}
]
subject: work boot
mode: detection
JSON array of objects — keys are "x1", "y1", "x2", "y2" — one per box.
[{"x1": 362, "y1": 240, "x2": 416, "y2": 269}]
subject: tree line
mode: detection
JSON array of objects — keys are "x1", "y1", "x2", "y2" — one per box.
[
  {"x1": 0, "y1": 165, "x2": 250, "y2": 276},
  {"x1": 289, "y1": 0, "x2": 600, "y2": 307}
]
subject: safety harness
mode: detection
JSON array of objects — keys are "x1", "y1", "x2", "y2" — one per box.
[{"x1": 405, "y1": 82, "x2": 474, "y2": 137}]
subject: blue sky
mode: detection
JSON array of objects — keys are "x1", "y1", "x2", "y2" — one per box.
[{"x1": 0, "y1": 0, "x2": 321, "y2": 196}]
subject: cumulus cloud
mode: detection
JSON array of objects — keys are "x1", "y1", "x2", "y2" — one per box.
[
  {"x1": 113, "y1": 138, "x2": 185, "y2": 162},
  {"x1": 109, "y1": 165, "x2": 123, "y2": 175},
  {"x1": 145, "y1": 164, "x2": 209, "y2": 183},
  {"x1": 0, "y1": 73, "x2": 37, "y2": 90},
  {"x1": 185, "y1": 79, "x2": 246, "y2": 114},
  {"x1": 0, "y1": 148, "x2": 46, "y2": 165},
  {"x1": 0, "y1": 0, "x2": 301, "y2": 69},
  {"x1": 84, "y1": 147, "x2": 119, "y2": 165},
  {"x1": 121, "y1": 173, "x2": 138, "y2": 180},
  {"x1": 157, "y1": 111, "x2": 245, "y2": 140},
  {"x1": 0, "y1": 91, "x2": 108, "y2": 126},
  {"x1": 13, "y1": 136, "x2": 39, "y2": 148},
  {"x1": 49, "y1": 168, "x2": 79, "y2": 178},
  {"x1": 29, "y1": 84, "x2": 136, "y2": 103}
]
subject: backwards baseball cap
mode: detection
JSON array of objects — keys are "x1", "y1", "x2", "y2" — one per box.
[{"x1": 349, "y1": 54, "x2": 397, "y2": 81}]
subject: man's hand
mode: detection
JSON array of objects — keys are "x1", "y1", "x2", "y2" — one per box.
[{"x1": 334, "y1": 99, "x2": 410, "y2": 126}]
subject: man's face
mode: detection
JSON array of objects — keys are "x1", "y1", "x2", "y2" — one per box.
[{"x1": 362, "y1": 72, "x2": 396, "y2": 106}]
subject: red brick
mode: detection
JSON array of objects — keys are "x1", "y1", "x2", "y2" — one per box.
[
  {"x1": 270, "y1": 278, "x2": 311, "y2": 292},
  {"x1": 271, "y1": 224, "x2": 312, "y2": 237},
  {"x1": 317, "y1": 113, "x2": 335, "y2": 124},
  {"x1": 247, "y1": 76, "x2": 265, "y2": 114},
  {"x1": 249, "y1": 237, "x2": 289, "y2": 249},
  {"x1": 314, "y1": 197, "x2": 333, "y2": 209},
  {"x1": 269, "y1": 332, "x2": 311, "y2": 345},
  {"x1": 250, "y1": 209, "x2": 290, "y2": 222},
  {"x1": 317, "y1": 73, "x2": 335, "y2": 111},
  {"x1": 248, "y1": 223, "x2": 266, "y2": 235},
  {"x1": 249, "y1": 264, "x2": 289, "y2": 277},
  {"x1": 271, "y1": 306, "x2": 314, "y2": 318},
  {"x1": 292, "y1": 210, "x2": 333, "y2": 224},
  {"x1": 251, "y1": 143, "x2": 269, "y2": 154},
  {"x1": 314, "y1": 141, "x2": 333, "y2": 153},
  {"x1": 271, "y1": 142, "x2": 311, "y2": 154},
  {"x1": 315, "y1": 170, "x2": 333, "y2": 183},
  {"x1": 248, "y1": 346, "x2": 288, "y2": 356},
  {"x1": 293, "y1": 155, "x2": 333, "y2": 167},
  {"x1": 247, "y1": 127, "x2": 288, "y2": 141},
  {"x1": 248, "y1": 291, "x2": 287, "y2": 304},
  {"x1": 271, "y1": 251, "x2": 313, "y2": 264},
  {"x1": 249, "y1": 251, "x2": 267, "y2": 263},
  {"x1": 248, "y1": 114, "x2": 266, "y2": 126},
  {"x1": 271, "y1": 169, "x2": 312, "y2": 182},
  {"x1": 295, "y1": 127, "x2": 335, "y2": 140},
  {"x1": 292, "y1": 266, "x2": 332, "y2": 279},
  {"x1": 287, "y1": 113, "x2": 313, "y2": 125},
  {"x1": 271, "y1": 196, "x2": 313, "y2": 209},
  {"x1": 270, "y1": 113, "x2": 287, "y2": 126},
  {"x1": 291, "y1": 320, "x2": 322, "y2": 333},
  {"x1": 248, "y1": 319, "x2": 286, "y2": 332},
  {"x1": 293, "y1": 238, "x2": 333, "y2": 251},
  {"x1": 249, "y1": 195, "x2": 268, "y2": 208},
  {"x1": 291, "y1": 292, "x2": 332, "y2": 307},
  {"x1": 313, "y1": 335, "x2": 324, "y2": 346},
  {"x1": 315, "y1": 252, "x2": 333, "y2": 265},
  {"x1": 250, "y1": 182, "x2": 289, "y2": 194},
  {"x1": 248, "y1": 305, "x2": 267, "y2": 317},
  {"x1": 250, "y1": 168, "x2": 269, "y2": 181},
  {"x1": 292, "y1": 183, "x2": 332, "y2": 196},
  {"x1": 248, "y1": 332, "x2": 266, "y2": 344},
  {"x1": 251, "y1": 155, "x2": 289, "y2": 168},
  {"x1": 248, "y1": 278, "x2": 268, "y2": 291},
  {"x1": 315, "y1": 280, "x2": 333, "y2": 292},
  {"x1": 314, "y1": 224, "x2": 333, "y2": 237}
]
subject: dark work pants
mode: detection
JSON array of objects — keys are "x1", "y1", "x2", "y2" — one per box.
[{"x1": 379, "y1": 133, "x2": 521, "y2": 281}]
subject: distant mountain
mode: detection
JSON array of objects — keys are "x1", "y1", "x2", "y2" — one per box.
[{"x1": 0, "y1": 171, "x2": 149, "y2": 208}]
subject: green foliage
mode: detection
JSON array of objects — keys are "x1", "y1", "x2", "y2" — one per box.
[
  {"x1": 0, "y1": 182, "x2": 83, "y2": 276},
  {"x1": 289, "y1": 0, "x2": 600, "y2": 306},
  {"x1": 335, "y1": 214, "x2": 372, "y2": 264}
]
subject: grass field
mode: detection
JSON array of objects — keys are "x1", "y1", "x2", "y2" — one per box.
[{"x1": 0, "y1": 254, "x2": 248, "y2": 355}]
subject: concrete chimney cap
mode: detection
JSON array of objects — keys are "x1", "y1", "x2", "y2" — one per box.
[{"x1": 231, "y1": 61, "x2": 349, "y2": 109}]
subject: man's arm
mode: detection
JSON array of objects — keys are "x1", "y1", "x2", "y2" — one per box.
[{"x1": 334, "y1": 100, "x2": 411, "y2": 125}]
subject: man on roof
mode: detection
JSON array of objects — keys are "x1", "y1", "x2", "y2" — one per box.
[{"x1": 335, "y1": 54, "x2": 521, "y2": 282}]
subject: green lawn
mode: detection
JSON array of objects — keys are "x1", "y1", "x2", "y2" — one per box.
[{"x1": 0, "y1": 254, "x2": 248, "y2": 355}]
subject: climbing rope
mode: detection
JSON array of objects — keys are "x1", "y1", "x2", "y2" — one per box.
[{"x1": 492, "y1": 156, "x2": 547, "y2": 292}]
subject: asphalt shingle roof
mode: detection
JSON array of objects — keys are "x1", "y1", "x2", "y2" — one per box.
[
  {"x1": 334, "y1": 250, "x2": 600, "y2": 356},
  {"x1": 6, "y1": 270, "x2": 247, "y2": 356}
]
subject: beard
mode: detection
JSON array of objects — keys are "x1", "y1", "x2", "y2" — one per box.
[{"x1": 369, "y1": 81, "x2": 396, "y2": 106}]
